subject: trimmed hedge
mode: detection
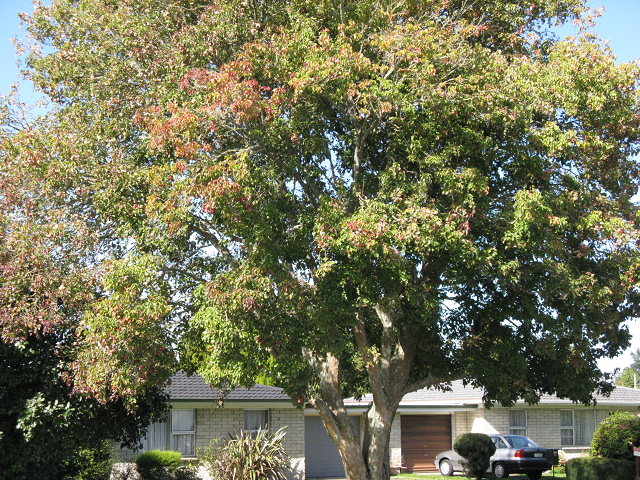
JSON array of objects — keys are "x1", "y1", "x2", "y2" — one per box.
[
  {"x1": 453, "y1": 433, "x2": 496, "y2": 480},
  {"x1": 590, "y1": 411, "x2": 640, "y2": 461},
  {"x1": 566, "y1": 456, "x2": 634, "y2": 480},
  {"x1": 135, "y1": 450, "x2": 182, "y2": 480}
]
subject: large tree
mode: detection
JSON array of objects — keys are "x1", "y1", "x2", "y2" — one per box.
[
  {"x1": 2, "y1": 1, "x2": 640, "y2": 479},
  {"x1": 0, "y1": 95, "x2": 171, "y2": 478}
]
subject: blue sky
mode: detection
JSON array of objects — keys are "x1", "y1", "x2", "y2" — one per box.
[{"x1": 1, "y1": 0, "x2": 639, "y2": 374}]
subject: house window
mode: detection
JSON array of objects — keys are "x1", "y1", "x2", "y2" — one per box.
[
  {"x1": 171, "y1": 410, "x2": 195, "y2": 456},
  {"x1": 244, "y1": 410, "x2": 269, "y2": 434},
  {"x1": 509, "y1": 410, "x2": 527, "y2": 436},
  {"x1": 561, "y1": 410, "x2": 595, "y2": 446},
  {"x1": 141, "y1": 420, "x2": 169, "y2": 451},
  {"x1": 560, "y1": 410, "x2": 574, "y2": 446}
]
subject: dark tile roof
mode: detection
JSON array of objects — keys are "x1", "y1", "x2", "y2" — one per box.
[
  {"x1": 345, "y1": 380, "x2": 640, "y2": 406},
  {"x1": 540, "y1": 384, "x2": 640, "y2": 405},
  {"x1": 344, "y1": 380, "x2": 481, "y2": 406},
  {"x1": 166, "y1": 371, "x2": 291, "y2": 402},
  {"x1": 167, "y1": 373, "x2": 640, "y2": 406}
]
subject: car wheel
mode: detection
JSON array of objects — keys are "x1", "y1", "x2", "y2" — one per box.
[
  {"x1": 439, "y1": 459, "x2": 454, "y2": 476},
  {"x1": 527, "y1": 473, "x2": 542, "y2": 480},
  {"x1": 493, "y1": 462, "x2": 509, "y2": 478}
]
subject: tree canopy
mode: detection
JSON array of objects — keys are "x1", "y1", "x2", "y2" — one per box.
[
  {"x1": 615, "y1": 348, "x2": 640, "y2": 388},
  {"x1": 2, "y1": 0, "x2": 640, "y2": 479}
]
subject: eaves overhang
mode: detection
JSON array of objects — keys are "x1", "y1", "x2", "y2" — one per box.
[
  {"x1": 170, "y1": 399, "x2": 295, "y2": 410},
  {"x1": 305, "y1": 403, "x2": 478, "y2": 415}
]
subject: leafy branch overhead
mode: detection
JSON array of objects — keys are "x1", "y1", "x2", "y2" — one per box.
[{"x1": 1, "y1": 1, "x2": 640, "y2": 479}]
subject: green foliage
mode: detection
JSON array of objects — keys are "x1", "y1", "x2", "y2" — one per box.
[
  {"x1": 590, "y1": 411, "x2": 640, "y2": 460},
  {"x1": 616, "y1": 367, "x2": 639, "y2": 388},
  {"x1": 555, "y1": 450, "x2": 567, "y2": 475},
  {"x1": 200, "y1": 428, "x2": 290, "y2": 480},
  {"x1": 0, "y1": 334, "x2": 169, "y2": 480},
  {"x1": 64, "y1": 440, "x2": 115, "y2": 480},
  {"x1": 615, "y1": 349, "x2": 640, "y2": 387},
  {"x1": 3, "y1": 0, "x2": 640, "y2": 478},
  {"x1": 453, "y1": 433, "x2": 496, "y2": 479},
  {"x1": 565, "y1": 456, "x2": 634, "y2": 480},
  {"x1": 135, "y1": 450, "x2": 183, "y2": 480}
]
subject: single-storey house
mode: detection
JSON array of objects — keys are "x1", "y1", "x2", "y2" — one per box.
[{"x1": 117, "y1": 372, "x2": 640, "y2": 479}]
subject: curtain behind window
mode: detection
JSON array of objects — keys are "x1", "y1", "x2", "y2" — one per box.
[
  {"x1": 172, "y1": 410, "x2": 195, "y2": 432},
  {"x1": 575, "y1": 410, "x2": 595, "y2": 446},
  {"x1": 171, "y1": 410, "x2": 195, "y2": 456},
  {"x1": 141, "y1": 422, "x2": 168, "y2": 451},
  {"x1": 244, "y1": 410, "x2": 269, "y2": 432},
  {"x1": 509, "y1": 410, "x2": 526, "y2": 436},
  {"x1": 171, "y1": 432, "x2": 194, "y2": 456},
  {"x1": 560, "y1": 410, "x2": 574, "y2": 446}
]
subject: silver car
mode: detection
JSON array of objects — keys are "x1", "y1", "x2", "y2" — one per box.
[{"x1": 433, "y1": 434, "x2": 558, "y2": 479}]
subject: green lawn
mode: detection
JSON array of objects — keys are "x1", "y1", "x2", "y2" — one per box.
[
  {"x1": 310, "y1": 470, "x2": 567, "y2": 479},
  {"x1": 396, "y1": 472, "x2": 566, "y2": 479}
]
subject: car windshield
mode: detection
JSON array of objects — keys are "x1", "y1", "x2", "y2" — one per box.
[{"x1": 505, "y1": 436, "x2": 539, "y2": 448}]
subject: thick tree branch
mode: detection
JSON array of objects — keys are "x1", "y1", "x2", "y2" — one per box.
[{"x1": 188, "y1": 223, "x2": 238, "y2": 268}]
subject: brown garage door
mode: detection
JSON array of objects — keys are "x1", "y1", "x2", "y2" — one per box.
[{"x1": 401, "y1": 415, "x2": 452, "y2": 473}]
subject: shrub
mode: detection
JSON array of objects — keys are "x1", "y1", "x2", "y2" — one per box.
[
  {"x1": 135, "y1": 450, "x2": 182, "y2": 480},
  {"x1": 60, "y1": 439, "x2": 115, "y2": 480},
  {"x1": 566, "y1": 456, "x2": 634, "y2": 480},
  {"x1": 173, "y1": 463, "x2": 199, "y2": 480},
  {"x1": 200, "y1": 427, "x2": 290, "y2": 480},
  {"x1": 73, "y1": 440, "x2": 115, "y2": 480},
  {"x1": 590, "y1": 411, "x2": 640, "y2": 461},
  {"x1": 453, "y1": 433, "x2": 496, "y2": 479}
]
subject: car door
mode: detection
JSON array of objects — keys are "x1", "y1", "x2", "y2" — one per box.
[{"x1": 490, "y1": 436, "x2": 511, "y2": 464}]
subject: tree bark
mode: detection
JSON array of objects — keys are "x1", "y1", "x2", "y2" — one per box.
[
  {"x1": 304, "y1": 349, "x2": 368, "y2": 479},
  {"x1": 304, "y1": 301, "x2": 419, "y2": 480}
]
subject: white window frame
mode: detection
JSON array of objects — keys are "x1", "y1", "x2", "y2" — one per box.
[
  {"x1": 244, "y1": 409, "x2": 269, "y2": 435},
  {"x1": 560, "y1": 410, "x2": 574, "y2": 446},
  {"x1": 509, "y1": 409, "x2": 527, "y2": 436},
  {"x1": 561, "y1": 410, "x2": 596, "y2": 447},
  {"x1": 171, "y1": 409, "x2": 196, "y2": 457}
]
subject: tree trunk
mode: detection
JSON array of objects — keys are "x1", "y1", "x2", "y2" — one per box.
[
  {"x1": 313, "y1": 399, "x2": 395, "y2": 480},
  {"x1": 362, "y1": 403, "x2": 397, "y2": 480},
  {"x1": 304, "y1": 349, "x2": 369, "y2": 479},
  {"x1": 305, "y1": 303, "x2": 456, "y2": 480}
]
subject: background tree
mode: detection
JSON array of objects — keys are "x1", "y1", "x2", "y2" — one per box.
[
  {"x1": 0, "y1": 332, "x2": 169, "y2": 480},
  {"x1": 615, "y1": 348, "x2": 640, "y2": 387},
  {"x1": 2, "y1": 1, "x2": 640, "y2": 480}
]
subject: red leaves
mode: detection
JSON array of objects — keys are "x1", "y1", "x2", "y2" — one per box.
[
  {"x1": 0, "y1": 216, "x2": 98, "y2": 342},
  {"x1": 201, "y1": 178, "x2": 243, "y2": 214},
  {"x1": 68, "y1": 256, "x2": 176, "y2": 407}
]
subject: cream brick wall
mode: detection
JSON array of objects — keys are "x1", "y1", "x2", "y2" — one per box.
[
  {"x1": 196, "y1": 406, "x2": 243, "y2": 449},
  {"x1": 526, "y1": 408, "x2": 561, "y2": 447},
  {"x1": 389, "y1": 414, "x2": 402, "y2": 467},
  {"x1": 454, "y1": 411, "x2": 474, "y2": 439},
  {"x1": 270, "y1": 408, "x2": 305, "y2": 480},
  {"x1": 457, "y1": 406, "x2": 640, "y2": 452},
  {"x1": 195, "y1": 407, "x2": 305, "y2": 480},
  {"x1": 116, "y1": 407, "x2": 305, "y2": 479},
  {"x1": 456, "y1": 407, "x2": 502, "y2": 436}
]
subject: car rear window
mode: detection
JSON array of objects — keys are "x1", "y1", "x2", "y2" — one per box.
[{"x1": 506, "y1": 436, "x2": 539, "y2": 448}]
